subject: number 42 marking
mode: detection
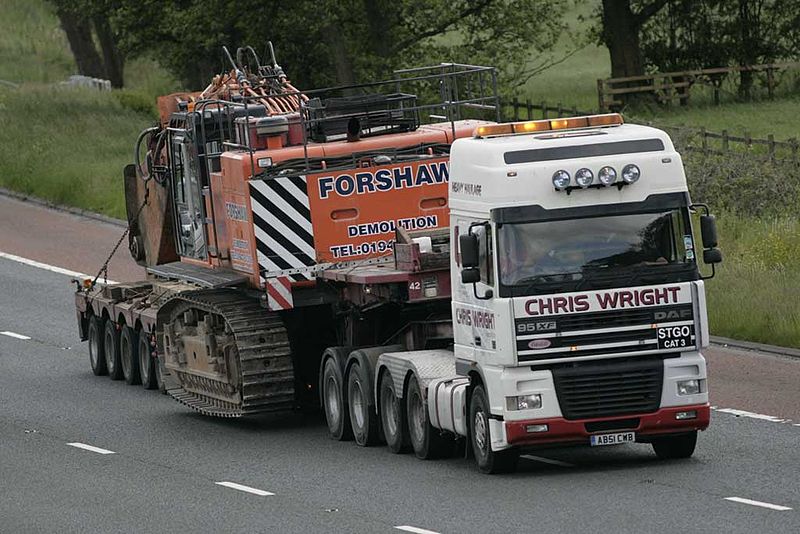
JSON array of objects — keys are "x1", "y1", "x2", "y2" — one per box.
[{"x1": 409, "y1": 281, "x2": 421, "y2": 291}]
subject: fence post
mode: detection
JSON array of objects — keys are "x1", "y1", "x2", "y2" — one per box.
[
  {"x1": 526, "y1": 98, "x2": 532, "y2": 120},
  {"x1": 745, "y1": 131, "x2": 752, "y2": 149},
  {"x1": 767, "y1": 68, "x2": 775, "y2": 100},
  {"x1": 513, "y1": 96, "x2": 519, "y2": 121},
  {"x1": 768, "y1": 134, "x2": 775, "y2": 160},
  {"x1": 790, "y1": 138, "x2": 798, "y2": 161},
  {"x1": 722, "y1": 130, "x2": 729, "y2": 151},
  {"x1": 541, "y1": 101, "x2": 548, "y2": 119},
  {"x1": 597, "y1": 79, "x2": 605, "y2": 112},
  {"x1": 700, "y1": 127, "x2": 708, "y2": 153},
  {"x1": 713, "y1": 81, "x2": 720, "y2": 106},
  {"x1": 555, "y1": 102, "x2": 562, "y2": 117}
]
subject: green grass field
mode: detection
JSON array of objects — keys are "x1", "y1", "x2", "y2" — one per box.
[{"x1": 1, "y1": 0, "x2": 799, "y2": 347}]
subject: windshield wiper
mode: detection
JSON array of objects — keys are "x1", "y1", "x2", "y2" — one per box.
[{"x1": 512, "y1": 271, "x2": 584, "y2": 296}]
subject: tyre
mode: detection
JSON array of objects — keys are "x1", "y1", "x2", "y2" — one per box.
[
  {"x1": 87, "y1": 314, "x2": 107, "y2": 376},
  {"x1": 652, "y1": 431, "x2": 697, "y2": 460},
  {"x1": 322, "y1": 357, "x2": 352, "y2": 441},
  {"x1": 407, "y1": 375, "x2": 452, "y2": 460},
  {"x1": 103, "y1": 319, "x2": 123, "y2": 380},
  {"x1": 138, "y1": 330, "x2": 157, "y2": 390},
  {"x1": 379, "y1": 372, "x2": 410, "y2": 454},
  {"x1": 120, "y1": 326, "x2": 141, "y2": 385},
  {"x1": 469, "y1": 385, "x2": 519, "y2": 474},
  {"x1": 347, "y1": 362, "x2": 380, "y2": 446}
]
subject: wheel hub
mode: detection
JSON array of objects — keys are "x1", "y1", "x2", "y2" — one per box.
[
  {"x1": 351, "y1": 381, "x2": 365, "y2": 428},
  {"x1": 326, "y1": 375, "x2": 340, "y2": 423},
  {"x1": 474, "y1": 411, "x2": 487, "y2": 452}
]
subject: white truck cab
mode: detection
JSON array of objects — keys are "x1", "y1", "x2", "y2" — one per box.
[{"x1": 438, "y1": 114, "x2": 721, "y2": 472}]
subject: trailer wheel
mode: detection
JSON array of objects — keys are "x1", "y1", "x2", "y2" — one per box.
[
  {"x1": 120, "y1": 326, "x2": 141, "y2": 385},
  {"x1": 379, "y1": 372, "x2": 409, "y2": 454},
  {"x1": 347, "y1": 362, "x2": 380, "y2": 446},
  {"x1": 469, "y1": 385, "x2": 518, "y2": 474},
  {"x1": 652, "y1": 431, "x2": 697, "y2": 460},
  {"x1": 138, "y1": 331, "x2": 157, "y2": 390},
  {"x1": 407, "y1": 375, "x2": 451, "y2": 460},
  {"x1": 103, "y1": 320, "x2": 123, "y2": 380},
  {"x1": 322, "y1": 357, "x2": 352, "y2": 441},
  {"x1": 88, "y1": 314, "x2": 108, "y2": 376}
]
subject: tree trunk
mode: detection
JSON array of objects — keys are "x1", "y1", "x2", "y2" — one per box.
[
  {"x1": 93, "y1": 16, "x2": 125, "y2": 88},
  {"x1": 324, "y1": 24, "x2": 356, "y2": 86},
  {"x1": 601, "y1": 0, "x2": 645, "y2": 79},
  {"x1": 737, "y1": 0, "x2": 756, "y2": 100},
  {"x1": 56, "y1": 7, "x2": 105, "y2": 79}
]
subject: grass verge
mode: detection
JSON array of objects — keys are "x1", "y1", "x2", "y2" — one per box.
[{"x1": 707, "y1": 216, "x2": 800, "y2": 348}]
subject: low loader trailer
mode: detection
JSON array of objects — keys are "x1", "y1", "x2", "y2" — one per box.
[{"x1": 75, "y1": 49, "x2": 722, "y2": 472}]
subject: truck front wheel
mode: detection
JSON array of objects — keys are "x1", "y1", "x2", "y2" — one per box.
[
  {"x1": 469, "y1": 385, "x2": 518, "y2": 474},
  {"x1": 651, "y1": 431, "x2": 697, "y2": 460}
]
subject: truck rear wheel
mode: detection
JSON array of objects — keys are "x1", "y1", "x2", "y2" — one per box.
[
  {"x1": 120, "y1": 326, "x2": 141, "y2": 385},
  {"x1": 469, "y1": 385, "x2": 518, "y2": 474},
  {"x1": 103, "y1": 320, "x2": 123, "y2": 381},
  {"x1": 88, "y1": 314, "x2": 107, "y2": 376},
  {"x1": 322, "y1": 356, "x2": 352, "y2": 441},
  {"x1": 347, "y1": 362, "x2": 380, "y2": 446},
  {"x1": 138, "y1": 330, "x2": 157, "y2": 390},
  {"x1": 380, "y1": 372, "x2": 409, "y2": 454},
  {"x1": 652, "y1": 431, "x2": 697, "y2": 460},
  {"x1": 155, "y1": 354, "x2": 167, "y2": 394},
  {"x1": 407, "y1": 375, "x2": 451, "y2": 460}
]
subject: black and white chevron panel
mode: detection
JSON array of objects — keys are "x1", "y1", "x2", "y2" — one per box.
[{"x1": 249, "y1": 176, "x2": 316, "y2": 310}]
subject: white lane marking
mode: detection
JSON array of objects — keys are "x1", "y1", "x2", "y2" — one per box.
[
  {"x1": 714, "y1": 407, "x2": 788, "y2": 423},
  {"x1": 724, "y1": 497, "x2": 793, "y2": 511},
  {"x1": 215, "y1": 481, "x2": 274, "y2": 496},
  {"x1": 395, "y1": 526, "x2": 441, "y2": 534},
  {"x1": 0, "y1": 250, "x2": 118, "y2": 285},
  {"x1": 66, "y1": 442, "x2": 115, "y2": 455},
  {"x1": 1, "y1": 331, "x2": 31, "y2": 340},
  {"x1": 521, "y1": 454, "x2": 575, "y2": 467}
]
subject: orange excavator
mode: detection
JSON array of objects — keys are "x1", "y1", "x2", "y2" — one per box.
[{"x1": 76, "y1": 44, "x2": 499, "y2": 416}]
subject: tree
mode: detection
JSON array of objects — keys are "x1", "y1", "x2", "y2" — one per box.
[
  {"x1": 639, "y1": 0, "x2": 800, "y2": 99},
  {"x1": 105, "y1": 0, "x2": 572, "y2": 94},
  {"x1": 51, "y1": 0, "x2": 126, "y2": 87},
  {"x1": 599, "y1": 0, "x2": 671, "y2": 79}
]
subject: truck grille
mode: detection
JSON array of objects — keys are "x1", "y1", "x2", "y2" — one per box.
[{"x1": 550, "y1": 356, "x2": 664, "y2": 420}]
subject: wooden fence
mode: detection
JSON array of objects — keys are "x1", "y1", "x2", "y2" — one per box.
[
  {"x1": 597, "y1": 62, "x2": 800, "y2": 111},
  {"x1": 502, "y1": 97, "x2": 799, "y2": 162}
]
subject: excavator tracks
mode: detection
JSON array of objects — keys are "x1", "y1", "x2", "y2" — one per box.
[{"x1": 159, "y1": 289, "x2": 295, "y2": 418}]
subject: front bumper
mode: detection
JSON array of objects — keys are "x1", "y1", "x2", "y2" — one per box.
[{"x1": 505, "y1": 403, "x2": 710, "y2": 447}]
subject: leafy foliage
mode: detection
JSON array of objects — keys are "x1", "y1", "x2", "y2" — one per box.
[{"x1": 105, "y1": 0, "x2": 571, "y2": 92}]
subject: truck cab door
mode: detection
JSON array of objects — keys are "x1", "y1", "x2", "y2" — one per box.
[{"x1": 170, "y1": 132, "x2": 208, "y2": 260}]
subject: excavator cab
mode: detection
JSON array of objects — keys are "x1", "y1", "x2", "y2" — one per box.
[{"x1": 169, "y1": 131, "x2": 207, "y2": 260}]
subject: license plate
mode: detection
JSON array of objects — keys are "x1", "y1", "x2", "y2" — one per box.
[
  {"x1": 590, "y1": 431, "x2": 635, "y2": 447},
  {"x1": 656, "y1": 325, "x2": 693, "y2": 350}
]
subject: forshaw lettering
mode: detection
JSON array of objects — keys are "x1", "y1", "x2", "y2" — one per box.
[
  {"x1": 524, "y1": 286, "x2": 684, "y2": 316},
  {"x1": 317, "y1": 161, "x2": 449, "y2": 199}
]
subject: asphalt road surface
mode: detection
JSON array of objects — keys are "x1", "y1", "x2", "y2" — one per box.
[{"x1": 0, "y1": 196, "x2": 798, "y2": 533}]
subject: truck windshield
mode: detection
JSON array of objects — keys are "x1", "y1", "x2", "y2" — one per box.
[{"x1": 498, "y1": 209, "x2": 698, "y2": 297}]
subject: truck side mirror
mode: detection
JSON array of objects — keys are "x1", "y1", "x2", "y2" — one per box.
[
  {"x1": 700, "y1": 215, "x2": 718, "y2": 249},
  {"x1": 703, "y1": 248, "x2": 723, "y2": 264},
  {"x1": 459, "y1": 234, "x2": 479, "y2": 268},
  {"x1": 461, "y1": 267, "x2": 480, "y2": 284}
]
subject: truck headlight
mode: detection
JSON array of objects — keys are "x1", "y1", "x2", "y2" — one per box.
[
  {"x1": 552, "y1": 170, "x2": 570, "y2": 190},
  {"x1": 677, "y1": 379, "x2": 701, "y2": 396},
  {"x1": 506, "y1": 394, "x2": 542, "y2": 411},
  {"x1": 622, "y1": 164, "x2": 640, "y2": 184},
  {"x1": 598, "y1": 166, "x2": 617, "y2": 186},
  {"x1": 575, "y1": 168, "x2": 594, "y2": 188}
]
